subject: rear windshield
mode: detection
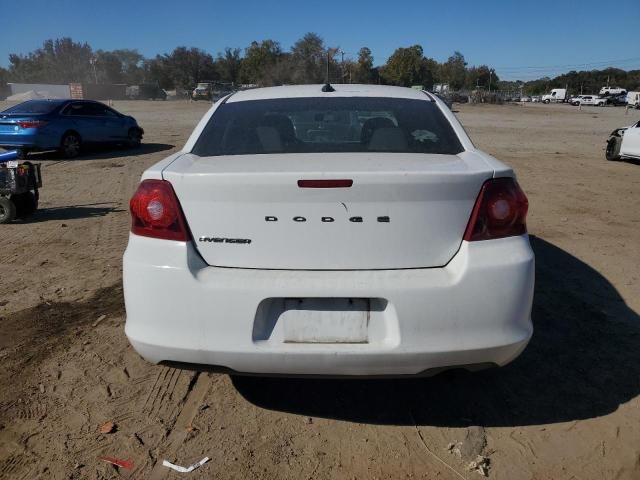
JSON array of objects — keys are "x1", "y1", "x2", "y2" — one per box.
[
  {"x1": 2, "y1": 100, "x2": 62, "y2": 114},
  {"x1": 192, "y1": 97, "x2": 464, "y2": 156}
]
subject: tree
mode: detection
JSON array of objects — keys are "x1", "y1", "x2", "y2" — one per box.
[
  {"x1": 440, "y1": 51, "x2": 467, "y2": 90},
  {"x1": 110, "y1": 49, "x2": 145, "y2": 84},
  {"x1": 266, "y1": 53, "x2": 294, "y2": 86},
  {"x1": 240, "y1": 40, "x2": 283, "y2": 85},
  {"x1": 143, "y1": 47, "x2": 217, "y2": 90},
  {"x1": 3, "y1": 36, "x2": 637, "y2": 97},
  {"x1": 0, "y1": 66, "x2": 9, "y2": 86},
  {"x1": 353, "y1": 47, "x2": 374, "y2": 84},
  {"x1": 216, "y1": 48, "x2": 242, "y2": 84},
  {"x1": 419, "y1": 57, "x2": 439, "y2": 90},
  {"x1": 146, "y1": 55, "x2": 175, "y2": 89},
  {"x1": 8, "y1": 38, "x2": 93, "y2": 83},
  {"x1": 290, "y1": 33, "x2": 327, "y2": 84},
  {"x1": 464, "y1": 65, "x2": 498, "y2": 90},
  {"x1": 94, "y1": 50, "x2": 124, "y2": 84},
  {"x1": 342, "y1": 58, "x2": 356, "y2": 83},
  {"x1": 379, "y1": 45, "x2": 426, "y2": 87},
  {"x1": 160, "y1": 47, "x2": 217, "y2": 90}
]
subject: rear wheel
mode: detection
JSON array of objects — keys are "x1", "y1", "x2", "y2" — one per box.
[
  {"x1": 0, "y1": 196, "x2": 16, "y2": 224},
  {"x1": 605, "y1": 136, "x2": 621, "y2": 161},
  {"x1": 60, "y1": 132, "x2": 81, "y2": 158},
  {"x1": 126, "y1": 128, "x2": 142, "y2": 149}
]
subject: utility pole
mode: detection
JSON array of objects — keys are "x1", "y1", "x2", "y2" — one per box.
[
  {"x1": 326, "y1": 51, "x2": 330, "y2": 84},
  {"x1": 89, "y1": 57, "x2": 98, "y2": 84},
  {"x1": 488, "y1": 70, "x2": 493, "y2": 93},
  {"x1": 340, "y1": 49, "x2": 345, "y2": 84}
]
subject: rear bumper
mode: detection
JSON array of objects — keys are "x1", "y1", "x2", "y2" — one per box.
[
  {"x1": 124, "y1": 235, "x2": 534, "y2": 376},
  {"x1": 0, "y1": 132, "x2": 58, "y2": 151}
]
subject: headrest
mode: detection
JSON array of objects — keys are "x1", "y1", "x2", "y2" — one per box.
[
  {"x1": 367, "y1": 127, "x2": 408, "y2": 152},
  {"x1": 360, "y1": 117, "x2": 396, "y2": 144}
]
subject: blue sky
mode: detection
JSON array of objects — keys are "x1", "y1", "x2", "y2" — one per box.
[{"x1": 2, "y1": 0, "x2": 639, "y2": 80}]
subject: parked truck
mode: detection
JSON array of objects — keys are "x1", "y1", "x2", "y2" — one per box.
[
  {"x1": 126, "y1": 83, "x2": 166, "y2": 100},
  {"x1": 191, "y1": 82, "x2": 235, "y2": 101},
  {"x1": 627, "y1": 91, "x2": 640, "y2": 109},
  {"x1": 191, "y1": 82, "x2": 214, "y2": 101},
  {"x1": 542, "y1": 88, "x2": 567, "y2": 103}
]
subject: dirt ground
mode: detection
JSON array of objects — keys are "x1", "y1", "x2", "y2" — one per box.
[{"x1": 0, "y1": 100, "x2": 639, "y2": 480}]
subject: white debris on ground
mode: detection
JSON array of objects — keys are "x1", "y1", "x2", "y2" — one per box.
[
  {"x1": 447, "y1": 441, "x2": 463, "y2": 457},
  {"x1": 466, "y1": 455, "x2": 490, "y2": 477},
  {"x1": 448, "y1": 426, "x2": 491, "y2": 476},
  {"x1": 162, "y1": 457, "x2": 210, "y2": 473}
]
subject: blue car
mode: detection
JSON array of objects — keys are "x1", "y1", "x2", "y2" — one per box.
[{"x1": 0, "y1": 99, "x2": 144, "y2": 158}]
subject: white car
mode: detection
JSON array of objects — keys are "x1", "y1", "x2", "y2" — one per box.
[
  {"x1": 579, "y1": 95, "x2": 607, "y2": 107},
  {"x1": 599, "y1": 86, "x2": 626, "y2": 96},
  {"x1": 123, "y1": 84, "x2": 534, "y2": 377},
  {"x1": 570, "y1": 95, "x2": 586, "y2": 106},
  {"x1": 606, "y1": 120, "x2": 640, "y2": 161}
]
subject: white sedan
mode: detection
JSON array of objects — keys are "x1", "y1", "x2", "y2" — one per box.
[
  {"x1": 123, "y1": 84, "x2": 534, "y2": 377},
  {"x1": 606, "y1": 120, "x2": 640, "y2": 161}
]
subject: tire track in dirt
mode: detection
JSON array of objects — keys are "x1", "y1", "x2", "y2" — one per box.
[
  {"x1": 147, "y1": 373, "x2": 212, "y2": 480},
  {"x1": 0, "y1": 454, "x2": 36, "y2": 479}
]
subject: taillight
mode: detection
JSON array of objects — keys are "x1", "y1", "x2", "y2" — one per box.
[
  {"x1": 130, "y1": 180, "x2": 189, "y2": 241},
  {"x1": 463, "y1": 177, "x2": 529, "y2": 241},
  {"x1": 17, "y1": 120, "x2": 47, "y2": 129}
]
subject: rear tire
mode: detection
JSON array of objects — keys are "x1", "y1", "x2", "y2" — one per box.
[
  {"x1": 605, "y1": 136, "x2": 621, "y2": 161},
  {"x1": 60, "y1": 132, "x2": 81, "y2": 158},
  {"x1": 0, "y1": 196, "x2": 16, "y2": 224}
]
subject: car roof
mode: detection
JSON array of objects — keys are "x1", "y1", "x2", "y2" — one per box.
[
  {"x1": 226, "y1": 84, "x2": 433, "y2": 103},
  {"x1": 21, "y1": 99, "x2": 69, "y2": 105}
]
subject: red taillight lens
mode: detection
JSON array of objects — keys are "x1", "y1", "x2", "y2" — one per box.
[
  {"x1": 130, "y1": 180, "x2": 189, "y2": 241},
  {"x1": 17, "y1": 120, "x2": 47, "y2": 129},
  {"x1": 463, "y1": 177, "x2": 529, "y2": 241}
]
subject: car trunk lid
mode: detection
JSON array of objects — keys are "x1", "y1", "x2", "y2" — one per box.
[{"x1": 163, "y1": 152, "x2": 493, "y2": 270}]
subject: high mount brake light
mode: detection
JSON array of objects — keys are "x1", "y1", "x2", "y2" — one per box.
[
  {"x1": 463, "y1": 177, "x2": 529, "y2": 241},
  {"x1": 130, "y1": 180, "x2": 190, "y2": 241},
  {"x1": 17, "y1": 120, "x2": 47, "y2": 129},
  {"x1": 298, "y1": 179, "x2": 353, "y2": 188}
]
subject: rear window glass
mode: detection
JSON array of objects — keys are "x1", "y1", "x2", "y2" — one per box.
[
  {"x1": 2, "y1": 100, "x2": 61, "y2": 114},
  {"x1": 192, "y1": 97, "x2": 464, "y2": 156}
]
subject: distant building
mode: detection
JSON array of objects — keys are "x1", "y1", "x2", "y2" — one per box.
[{"x1": 6, "y1": 83, "x2": 71, "y2": 101}]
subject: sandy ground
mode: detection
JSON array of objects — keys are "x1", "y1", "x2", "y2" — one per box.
[{"x1": 0, "y1": 100, "x2": 639, "y2": 480}]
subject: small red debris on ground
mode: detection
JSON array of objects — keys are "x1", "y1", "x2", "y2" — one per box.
[{"x1": 98, "y1": 456, "x2": 134, "y2": 470}]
